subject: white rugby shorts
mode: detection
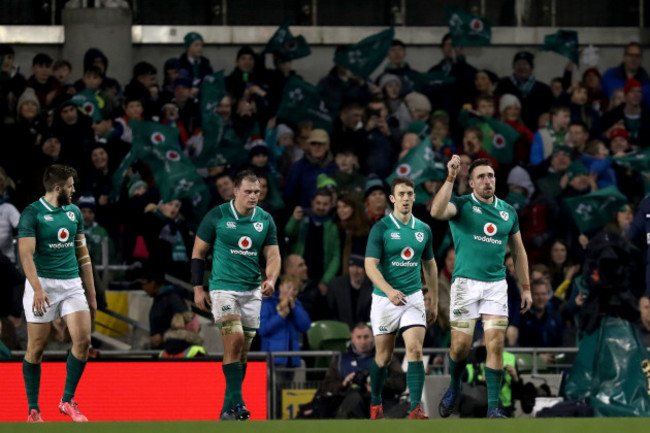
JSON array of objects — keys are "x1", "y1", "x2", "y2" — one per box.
[
  {"x1": 209, "y1": 287, "x2": 262, "y2": 329},
  {"x1": 23, "y1": 277, "x2": 89, "y2": 323},
  {"x1": 450, "y1": 277, "x2": 508, "y2": 321},
  {"x1": 370, "y1": 290, "x2": 426, "y2": 335}
]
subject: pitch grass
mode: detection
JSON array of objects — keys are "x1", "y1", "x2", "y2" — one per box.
[{"x1": 0, "y1": 418, "x2": 648, "y2": 433}]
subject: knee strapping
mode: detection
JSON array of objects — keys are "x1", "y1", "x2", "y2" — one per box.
[
  {"x1": 483, "y1": 318, "x2": 509, "y2": 331},
  {"x1": 450, "y1": 319, "x2": 477, "y2": 335},
  {"x1": 243, "y1": 329, "x2": 256, "y2": 344},
  {"x1": 219, "y1": 319, "x2": 243, "y2": 336}
]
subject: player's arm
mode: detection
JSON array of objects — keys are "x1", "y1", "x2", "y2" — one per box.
[
  {"x1": 430, "y1": 154, "x2": 459, "y2": 220},
  {"x1": 191, "y1": 235, "x2": 212, "y2": 311},
  {"x1": 19, "y1": 237, "x2": 50, "y2": 317},
  {"x1": 262, "y1": 245, "x2": 281, "y2": 297},
  {"x1": 421, "y1": 258, "x2": 439, "y2": 326},
  {"x1": 508, "y1": 231, "x2": 532, "y2": 313},
  {"x1": 75, "y1": 234, "x2": 97, "y2": 320},
  {"x1": 364, "y1": 257, "x2": 406, "y2": 306}
]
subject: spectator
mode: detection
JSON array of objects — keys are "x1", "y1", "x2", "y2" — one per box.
[
  {"x1": 327, "y1": 254, "x2": 372, "y2": 328},
  {"x1": 0, "y1": 167, "x2": 19, "y2": 263},
  {"x1": 376, "y1": 39, "x2": 417, "y2": 96},
  {"x1": 467, "y1": 70, "x2": 498, "y2": 109},
  {"x1": 336, "y1": 194, "x2": 370, "y2": 274},
  {"x1": 77, "y1": 48, "x2": 121, "y2": 97},
  {"x1": 52, "y1": 59, "x2": 74, "y2": 96},
  {"x1": 266, "y1": 121, "x2": 301, "y2": 177},
  {"x1": 213, "y1": 172, "x2": 235, "y2": 206},
  {"x1": 496, "y1": 51, "x2": 553, "y2": 131},
  {"x1": 317, "y1": 45, "x2": 372, "y2": 117},
  {"x1": 601, "y1": 42, "x2": 650, "y2": 99},
  {"x1": 530, "y1": 105, "x2": 571, "y2": 166},
  {"x1": 379, "y1": 74, "x2": 403, "y2": 114},
  {"x1": 160, "y1": 311, "x2": 206, "y2": 358},
  {"x1": 123, "y1": 61, "x2": 160, "y2": 119},
  {"x1": 392, "y1": 91, "x2": 431, "y2": 134},
  {"x1": 333, "y1": 146, "x2": 366, "y2": 202},
  {"x1": 165, "y1": 73, "x2": 200, "y2": 136},
  {"x1": 518, "y1": 279, "x2": 565, "y2": 352},
  {"x1": 138, "y1": 262, "x2": 188, "y2": 349},
  {"x1": 25, "y1": 53, "x2": 62, "y2": 109},
  {"x1": 0, "y1": 44, "x2": 27, "y2": 124},
  {"x1": 428, "y1": 33, "x2": 478, "y2": 112},
  {"x1": 285, "y1": 188, "x2": 341, "y2": 288},
  {"x1": 546, "y1": 239, "x2": 578, "y2": 293},
  {"x1": 78, "y1": 195, "x2": 114, "y2": 266},
  {"x1": 582, "y1": 67, "x2": 609, "y2": 113},
  {"x1": 141, "y1": 199, "x2": 192, "y2": 280},
  {"x1": 461, "y1": 126, "x2": 499, "y2": 170},
  {"x1": 178, "y1": 32, "x2": 213, "y2": 90},
  {"x1": 302, "y1": 323, "x2": 406, "y2": 419},
  {"x1": 597, "y1": 78, "x2": 650, "y2": 146},
  {"x1": 499, "y1": 94, "x2": 534, "y2": 164},
  {"x1": 6, "y1": 89, "x2": 43, "y2": 185},
  {"x1": 266, "y1": 52, "x2": 301, "y2": 113},
  {"x1": 505, "y1": 166, "x2": 535, "y2": 215},
  {"x1": 161, "y1": 57, "x2": 181, "y2": 102},
  {"x1": 437, "y1": 247, "x2": 455, "y2": 331},
  {"x1": 259, "y1": 274, "x2": 312, "y2": 369},
  {"x1": 568, "y1": 82, "x2": 599, "y2": 132},
  {"x1": 284, "y1": 129, "x2": 338, "y2": 209},
  {"x1": 51, "y1": 99, "x2": 96, "y2": 180},
  {"x1": 567, "y1": 121, "x2": 589, "y2": 154},
  {"x1": 362, "y1": 99, "x2": 400, "y2": 178},
  {"x1": 637, "y1": 295, "x2": 650, "y2": 348},
  {"x1": 581, "y1": 140, "x2": 617, "y2": 188},
  {"x1": 626, "y1": 194, "x2": 650, "y2": 297},
  {"x1": 331, "y1": 101, "x2": 367, "y2": 157},
  {"x1": 429, "y1": 111, "x2": 457, "y2": 161},
  {"x1": 283, "y1": 254, "x2": 329, "y2": 321},
  {"x1": 363, "y1": 178, "x2": 390, "y2": 225}
]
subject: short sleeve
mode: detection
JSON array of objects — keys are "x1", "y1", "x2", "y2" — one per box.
[
  {"x1": 17, "y1": 207, "x2": 38, "y2": 238},
  {"x1": 263, "y1": 217, "x2": 279, "y2": 246},
  {"x1": 509, "y1": 209, "x2": 520, "y2": 235},
  {"x1": 449, "y1": 195, "x2": 466, "y2": 220},
  {"x1": 196, "y1": 208, "x2": 220, "y2": 244},
  {"x1": 8, "y1": 204, "x2": 20, "y2": 229},
  {"x1": 365, "y1": 223, "x2": 385, "y2": 259},
  {"x1": 421, "y1": 225, "x2": 434, "y2": 261}
]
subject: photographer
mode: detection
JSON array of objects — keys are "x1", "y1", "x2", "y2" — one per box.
[{"x1": 302, "y1": 323, "x2": 405, "y2": 419}]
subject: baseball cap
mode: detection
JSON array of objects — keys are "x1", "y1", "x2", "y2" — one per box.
[
  {"x1": 348, "y1": 254, "x2": 365, "y2": 267},
  {"x1": 308, "y1": 129, "x2": 329, "y2": 144}
]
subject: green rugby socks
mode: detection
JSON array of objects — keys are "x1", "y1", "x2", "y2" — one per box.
[
  {"x1": 485, "y1": 367, "x2": 504, "y2": 411},
  {"x1": 62, "y1": 353, "x2": 87, "y2": 403},
  {"x1": 23, "y1": 359, "x2": 41, "y2": 412},
  {"x1": 407, "y1": 361, "x2": 425, "y2": 411},
  {"x1": 370, "y1": 359, "x2": 388, "y2": 406},
  {"x1": 449, "y1": 355, "x2": 467, "y2": 392},
  {"x1": 223, "y1": 361, "x2": 244, "y2": 409}
]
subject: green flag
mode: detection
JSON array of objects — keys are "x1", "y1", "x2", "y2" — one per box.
[
  {"x1": 276, "y1": 76, "x2": 333, "y2": 132},
  {"x1": 402, "y1": 70, "x2": 456, "y2": 94},
  {"x1": 446, "y1": 7, "x2": 491, "y2": 47},
  {"x1": 190, "y1": 71, "x2": 245, "y2": 168},
  {"x1": 458, "y1": 111, "x2": 520, "y2": 164},
  {"x1": 386, "y1": 136, "x2": 446, "y2": 185},
  {"x1": 541, "y1": 30, "x2": 579, "y2": 65},
  {"x1": 112, "y1": 121, "x2": 210, "y2": 218},
  {"x1": 334, "y1": 28, "x2": 394, "y2": 80},
  {"x1": 72, "y1": 88, "x2": 102, "y2": 123},
  {"x1": 563, "y1": 186, "x2": 628, "y2": 233},
  {"x1": 611, "y1": 147, "x2": 650, "y2": 172},
  {"x1": 264, "y1": 24, "x2": 311, "y2": 61}
]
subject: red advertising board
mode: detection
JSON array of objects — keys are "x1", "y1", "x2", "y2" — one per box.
[{"x1": 0, "y1": 361, "x2": 267, "y2": 421}]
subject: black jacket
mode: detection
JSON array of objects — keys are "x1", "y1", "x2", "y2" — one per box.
[
  {"x1": 326, "y1": 275, "x2": 373, "y2": 329},
  {"x1": 496, "y1": 77, "x2": 554, "y2": 131}
]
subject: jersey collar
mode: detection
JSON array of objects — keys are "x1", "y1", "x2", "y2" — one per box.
[
  {"x1": 471, "y1": 193, "x2": 498, "y2": 208},
  {"x1": 389, "y1": 212, "x2": 415, "y2": 229},
  {"x1": 39, "y1": 197, "x2": 62, "y2": 212},
  {"x1": 229, "y1": 200, "x2": 256, "y2": 221}
]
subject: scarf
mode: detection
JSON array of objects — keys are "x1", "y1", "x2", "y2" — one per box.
[
  {"x1": 510, "y1": 75, "x2": 536, "y2": 98},
  {"x1": 546, "y1": 123, "x2": 567, "y2": 148}
]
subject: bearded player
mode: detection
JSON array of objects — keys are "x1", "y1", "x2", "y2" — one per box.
[
  {"x1": 18, "y1": 165, "x2": 97, "y2": 422},
  {"x1": 431, "y1": 156, "x2": 532, "y2": 418},
  {"x1": 192, "y1": 169, "x2": 281, "y2": 420},
  {"x1": 365, "y1": 176, "x2": 438, "y2": 419}
]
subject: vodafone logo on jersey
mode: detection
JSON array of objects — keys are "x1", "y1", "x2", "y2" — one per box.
[
  {"x1": 238, "y1": 236, "x2": 253, "y2": 250},
  {"x1": 400, "y1": 247, "x2": 415, "y2": 261},
  {"x1": 58, "y1": 228, "x2": 70, "y2": 242},
  {"x1": 483, "y1": 222, "x2": 497, "y2": 236}
]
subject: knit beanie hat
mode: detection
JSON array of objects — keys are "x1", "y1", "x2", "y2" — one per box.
[
  {"x1": 184, "y1": 32, "x2": 204, "y2": 49},
  {"x1": 128, "y1": 175, "x2": 148, "y2": 198},
  {"x1": 276, "y1": 124, "x2": 294, "y2": 140},
  {"x1": 499, "y1": 94, "x2": 521, "y2": 114},
  {"x1": 404, "y1": 92, "x2": 431, "y2": 113},
  {"x1": 378, "y1": 73, "x2": 401, "y2": 89},
  {"x1": 17, "y1": 89, "x2": 41, "y2": 114}
]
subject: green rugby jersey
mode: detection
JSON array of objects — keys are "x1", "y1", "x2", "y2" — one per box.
[
  {"x1": 449, "y1": 193, "x2": 519, "y2": 283},
  {"x1": 17, "y1": 197, "x2": 83, "y2": 279},
  {"x1": 365, "y1": 213, "x2": 434, "y2": 296},
  {"x1": 196, "y1": 200, "x2": 278, "y2": 292}
]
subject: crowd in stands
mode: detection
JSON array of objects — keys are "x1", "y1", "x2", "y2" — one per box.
[{"x1": 1, "y1": 32, "x2": 650, "y2": 363}]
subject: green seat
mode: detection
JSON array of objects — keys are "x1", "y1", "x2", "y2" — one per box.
[
  {"x1": 515, "y1": 353, "x2": 549, "y2": 373},
  {"x1": 306, "y1": 320, "x2": 350, "y2": 368}
]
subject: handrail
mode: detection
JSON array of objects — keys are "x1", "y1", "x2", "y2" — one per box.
[{"x1": 100, "y1": 308, "x2": 150, "y2": 332}]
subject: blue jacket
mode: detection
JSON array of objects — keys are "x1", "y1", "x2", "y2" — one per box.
[
  {"x1": 283, "y1": 154, "x2": 338, "y2": 208},
  {"x1": 581, "y1": 154, "x2": 617, "y2": 188},
  {"x1": 259, "y1": 292, "x2": 312, "y2": 367},
  {"x1": 601, "y1": 63, "x2": 650, "y2": 102}
]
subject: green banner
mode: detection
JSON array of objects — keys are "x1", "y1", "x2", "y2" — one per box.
[
  {"x1": 446, "y1": 6, "x2": 491, "y2": 47},
  {"x1": 334, "y1": 28, "x2": 394, "y2": 80},
  {"x1": 563, "y1": 185, "x2": 628, "y2": 233}
]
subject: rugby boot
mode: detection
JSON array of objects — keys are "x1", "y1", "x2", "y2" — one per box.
[
  {"x1": 59, "y1": 399, "x2": 88, "y2": 422},
  {"x1": 409, "y1": 403, "x2": 429, "y2": 419},
  {"x1": 438, "y1": 388, "x2": 459, "y2": 417},
  {"x1": 370, "y1": 404, "x2": 385, "y2": 419}
]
